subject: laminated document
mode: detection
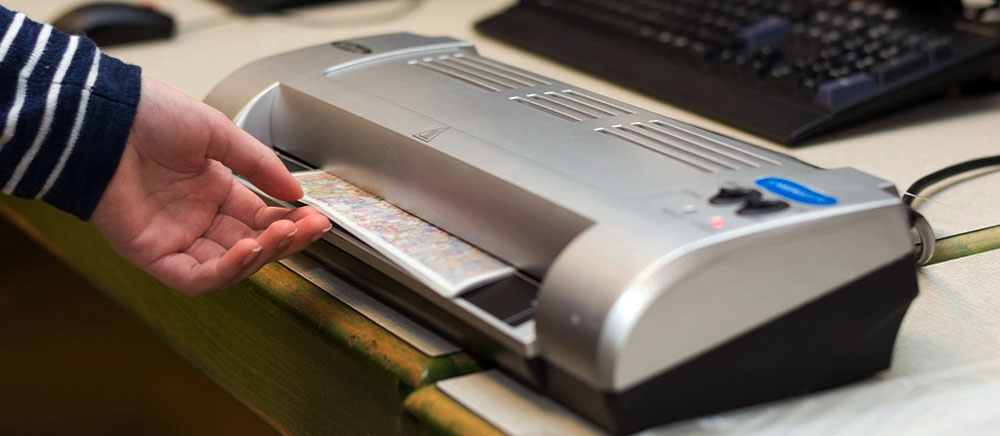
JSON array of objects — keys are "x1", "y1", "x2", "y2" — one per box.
[{"x1": 294, "y1": 170, "x2": 514, "y2": 297}]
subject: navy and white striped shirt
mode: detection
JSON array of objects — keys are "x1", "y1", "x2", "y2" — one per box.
[{"x1": 0, "y1": 6, "x2": 141, "y2": 220}]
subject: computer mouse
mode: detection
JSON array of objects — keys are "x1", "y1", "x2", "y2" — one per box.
[{"x1": 51, "y1": 2, "x2": 175, "y2": 47}]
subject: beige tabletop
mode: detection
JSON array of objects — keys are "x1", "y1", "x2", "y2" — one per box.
[{"x1": 7, "y1": 0, "x2": 1000, "y2": 434}]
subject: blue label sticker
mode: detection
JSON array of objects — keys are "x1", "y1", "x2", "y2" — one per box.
[{"x1": 756, "y1": 177, "x2": 837, "y2": 206}]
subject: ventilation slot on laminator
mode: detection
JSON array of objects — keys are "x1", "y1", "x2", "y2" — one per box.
[
  {"x1": 596, "y1": 120, "x2": 781, "y2": 173},
  {"x1": 510, "y1": 90, "x2": 635, "y2": 122},
  {"x1": 411, "y1": 53, "x2": 550, "y2": 92}
]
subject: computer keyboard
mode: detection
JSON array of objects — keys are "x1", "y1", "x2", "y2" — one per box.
[{"x1": 477, "y1": 0, "x2": 1000, "y2": 144}]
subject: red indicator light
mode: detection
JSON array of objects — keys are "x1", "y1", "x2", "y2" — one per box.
[{"x1": 709, "y1": 216, "x2": 725, "y2": 229}]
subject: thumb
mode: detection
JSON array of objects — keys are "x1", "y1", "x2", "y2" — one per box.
[{"x1": 206, "y1": 113, "x2": 303, "y2": 202}]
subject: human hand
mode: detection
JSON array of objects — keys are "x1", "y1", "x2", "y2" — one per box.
[{"x1": 92, "y1": 77, "x2": 331, "y2": 295}]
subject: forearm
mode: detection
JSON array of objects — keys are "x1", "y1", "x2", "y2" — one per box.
[{"x1": 0, "y1": 6, "x2": 141, "y2": 220}]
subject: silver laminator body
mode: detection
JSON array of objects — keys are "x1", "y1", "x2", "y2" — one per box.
[{"x1": 206, "y1": 33, "x2": 919, "y2": 434}]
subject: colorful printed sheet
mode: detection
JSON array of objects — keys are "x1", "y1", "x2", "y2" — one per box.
[{"x1": 293, "y1": 170, "x2": 513, "y2": 297}]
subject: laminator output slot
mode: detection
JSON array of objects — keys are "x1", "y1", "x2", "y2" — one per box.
[{"x1": 461, "y1": 276, "x2": 538, "y2": 327}]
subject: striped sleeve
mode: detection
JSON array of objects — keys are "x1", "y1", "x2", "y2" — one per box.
[{"x1": 0, "y1": 6, "x2": 141, "y2": 220}]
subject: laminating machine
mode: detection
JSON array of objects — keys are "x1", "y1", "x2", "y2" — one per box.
[{"x1": 205, "y1": 33, "x2": 920, "y2": 434}]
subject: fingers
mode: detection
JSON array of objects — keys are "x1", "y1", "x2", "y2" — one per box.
[
  {"x1": 154, "y1": 213, "x2": 331, "y2": 295},
  {"x1": 219, "y1": 180, "x2": 316, "y2": 229},
  {"x1": 202, "y1": 213, "x2": 258, "y2": 250},
  {"x1": 212, "y1": 181, "x2": 326, "y2": 247},
  {"x1": 184, "y1": 237, "x2": 229, "y2": 264},
  {"x1": 235, "y1": 218, "x2": 298, "y2": 272},
  {"x1": 206, "y1": 114, "x2": 303, "y2": 202},
  {"x1": 233, "y1": 213, "x2": 332, "y2": 280},
  {"x1": 147, "y1": 238, "x2": 262, "y2": 296},
  {"x1": 283, "y1": 204, "x2": 325, "y2": 223}
]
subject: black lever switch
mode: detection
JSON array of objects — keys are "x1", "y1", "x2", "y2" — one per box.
[
  {"x1": 737, "y1": 197, "x2": 790, "y2": 215},
  {"x1": 710, "y1": 187, "x2": 762, "y2": 204}
]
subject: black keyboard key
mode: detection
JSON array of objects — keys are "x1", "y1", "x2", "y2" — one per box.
[
  {"x1": 855, "y1": 55, "x2": 877, "y2": 71},
  {"x1": 842, "y1": 50, "x2": 860, "y2": 65},
  {"x1": 880, "y1": 7, "x2": 901, "y2": 23},
  {"x1": 814, "y1": 10, "x2": 832, "y2": 25},
  {"x1": 829, "y1": 65, "x2": 853, "y2": 78},
  {"x1": 673, "y1": 34, "x2": 691, "y2": 48},
  {"x1": 819, "y1": 46, "x2": 843, "y2": 61},
  {"x1": 720, "y1": 51, "x2": 753, "y2": 78},
  {"x1": 813, "y1": 72, "x2": 877, "y2": 107},
  {"x1": 809, "y1": 60, "x2": 834, "y2": 81},
  {"x1": 690, "y1": 40, "x2": 720, "y2": 65},
  {"x1": 801, "y1": 76, "x2": 819, "y2": 99},
  {"x1": 871, "y1": 51, "x2": 928, "y2": 84},
  {"x1": 878, "y1": 45, "x2": 902, "y2": 61},
  {"x1": 842, "y1": 35, "x2": 867, "y2": 53},
  {"x1": 777, "y1": 1, "x2": 811, "y2": 21},
  {"x1": 845, "y1": 16, "x2": 867, "y2": 35},
  {"x1": 923, "y1": 38, "x2": 954, "y2": 64},
  {"x1": 862, "y1": 3, "x2": 884, "y2": 19},
  {"x1": 751, "y1": 58, "x2": 773, "y2": 82},
  {"x1": 822, "y1": 30, "x2": 844, "y2": 45},
  {"x1": 884, "y1": 28, "x2": 909, "y2": 45},
  {"x1": 739, "y1": 15, "x2": 791, "y2": 50},
  {"x1": 862, "y1": 40, "x2": 883, "y2": 56},
  {"x1": 764, "y1": 64, "x2": 800, "y2": 95},
  {"x1": 830, "y1": 12, "x2": 849, "y2": 28}
]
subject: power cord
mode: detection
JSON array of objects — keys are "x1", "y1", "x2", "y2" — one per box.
[
  {"x1": 903, "y1": 155, "x2": 1000, "y2": 206},
  {"x1": 904, "y1": 155, "x2": 1000, "y2": 266}
]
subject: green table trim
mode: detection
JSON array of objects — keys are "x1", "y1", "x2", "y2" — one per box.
[
  {"x1": 404, "y1": 385, "x2": 506, "y2": 436},
  {"x1": 1, "y1": 196, "x2": 481, "y2": 435},
  {"x1": 928, "y1": 223, "x2": 1000, "y2": 266}
]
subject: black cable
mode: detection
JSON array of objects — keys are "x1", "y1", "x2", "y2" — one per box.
[{"x1": 903, "y1": 155, "x2": 1000, "y2": 206}]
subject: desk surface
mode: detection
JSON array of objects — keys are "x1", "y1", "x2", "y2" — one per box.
[
  {"x1": 13, "y1": 0, "x2": 998, "y2": 235},
  {"x1": 4, "y1": 0, "x2": 1000, "y2": 435}
]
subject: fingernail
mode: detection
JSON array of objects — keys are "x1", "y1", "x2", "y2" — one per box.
[
  {"x1": 309, "y1": 225, "x2": 331, "y2": 243},
  {"x1": 278, "y1": 228, "x2": 297, "y2": 250},
  {"x1": 243, "y1": 245, "x2": 262, "y2": 267}
]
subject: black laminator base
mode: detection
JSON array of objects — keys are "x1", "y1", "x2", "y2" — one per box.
[{"x1": 546, "y1": 255, "x2": 919, "y2": 434}]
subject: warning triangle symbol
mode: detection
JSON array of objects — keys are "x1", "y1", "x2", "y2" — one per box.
[{"x1": 413, "y1": 127, "x2": 450, "y2": 142}]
